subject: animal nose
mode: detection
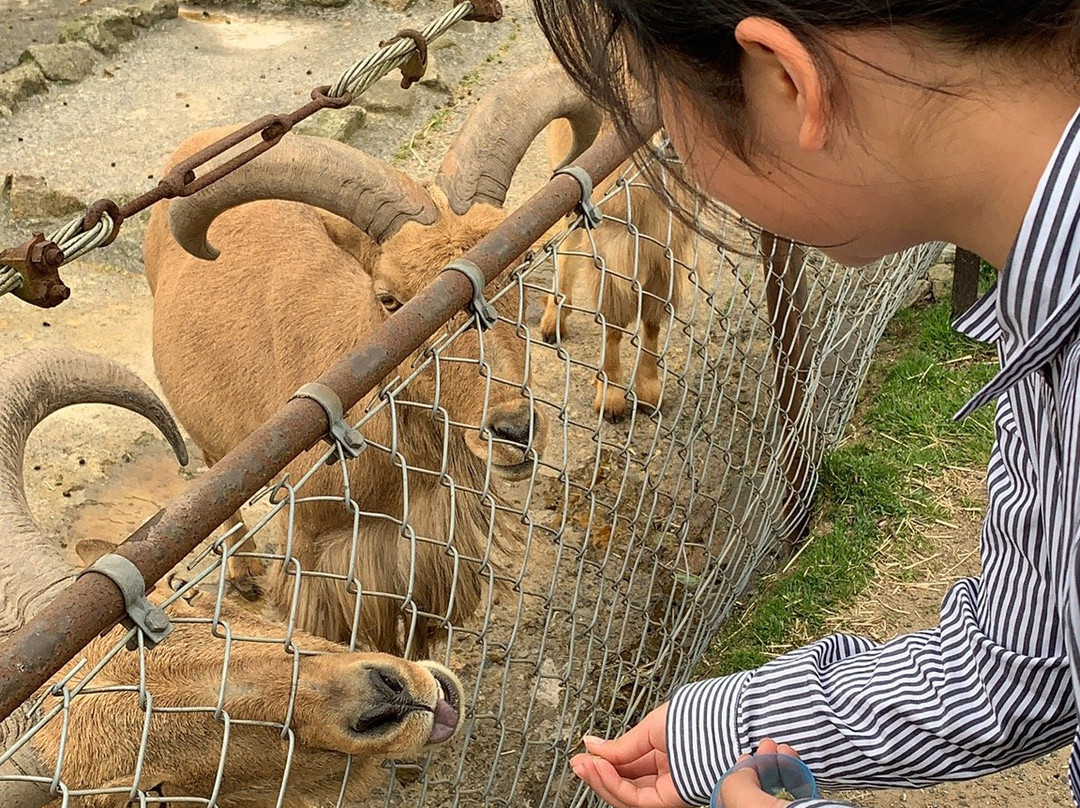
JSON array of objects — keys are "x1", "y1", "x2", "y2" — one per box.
[
  {"x1": 487, "y1": 405, "x2": 536, "y2": 448},
  {"x1": 368, "y1": 667, "x2": 409, "y2": 700}
]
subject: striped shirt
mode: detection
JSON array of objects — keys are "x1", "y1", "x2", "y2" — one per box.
[{"x1": 667, "y1": 105, "x2": 1080, "y2": 807}]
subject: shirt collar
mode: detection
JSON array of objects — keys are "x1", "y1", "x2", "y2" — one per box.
[{"x1": 955, "y1": 104, "x2": 1080, "y2": 419}]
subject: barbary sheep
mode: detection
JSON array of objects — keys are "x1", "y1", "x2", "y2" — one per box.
[
  {"x1": 540, "y1": 101, "x2": 697, "y2": 420},
  {"x1": 0, "y1": 347, "x2": 464, "y2": 808},
  {"x1": 143, "y1": 63, "x2": 602, "y2": 657}
]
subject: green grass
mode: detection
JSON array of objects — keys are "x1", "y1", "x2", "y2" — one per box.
[{"x1": 701, "y1": 298, "x2": 998, "y2": 676}]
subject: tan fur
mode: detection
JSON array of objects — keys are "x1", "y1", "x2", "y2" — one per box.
[
  {"x1": 540, "y1": 118, "x2": 696, "y2": 420},
  {"x1": 28, "y1": 549, "x2": 463, "y2": 807},
  {"x1": 145, "y1": 129, "x2": 546, "y2": 659}
]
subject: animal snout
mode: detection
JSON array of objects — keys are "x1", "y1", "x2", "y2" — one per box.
[
  {"x1": 349, "y1": 667, "x2": 419, "y2": 736},
  {"x1": 487, "y1": 403, "x2": 538, "y2": 449},
  {"x1": 368, "y1": 667, "x2": 409, "y2": 700}
]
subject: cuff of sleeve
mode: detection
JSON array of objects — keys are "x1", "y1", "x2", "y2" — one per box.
[{"x1": 667, "y1": 671, "x2": 754, "y2": 805}]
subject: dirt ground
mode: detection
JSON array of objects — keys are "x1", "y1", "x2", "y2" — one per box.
[
  {"x1": 818, "y1": 465, "x2": 1073, "y2": 808},
  {"x1": 0, "y1": 4, "x2": 1073, "y2": 808}
]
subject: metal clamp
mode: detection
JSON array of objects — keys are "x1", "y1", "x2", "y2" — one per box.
[
  {"x1": 441, "y1": 259, "x2": 498, "y2": 331},
  {"x1": 291, "y1": 382, "x2": 367, "y2": 464},
  {"x1": 78, "y1": 554, "x2": 173, "y2": 651},
  {"x1": 379, "y1": 29, "x2": 428, "y2": 89},
  {"x1": 553, "y1": 165, "x2": 603, "y2": 229}
]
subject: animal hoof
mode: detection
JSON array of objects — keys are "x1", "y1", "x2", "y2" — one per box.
[
  {"x1": 594, "y1": 386, "x2": 627, "y2": 422},
  {"x1": 227, "y1": 555, "x2": 266, "y2": 601},
  {"x1": 539, "y1": 298, "x2": 568, "y2": 344},
  {"x1": 232, "y1": 576, "x2": 264, "y2": 602},
  {"x1": 634, "y1": 377, "x2": 663, "y2": 413}
]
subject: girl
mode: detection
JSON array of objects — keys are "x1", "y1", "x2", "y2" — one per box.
[{"x1": 529, "y1": 2, "x2": 1080, "y2": 807}]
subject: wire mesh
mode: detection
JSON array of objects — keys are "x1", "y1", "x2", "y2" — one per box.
[{"x1": 0, "y1": 144, "x2": 940, "y2": 807}]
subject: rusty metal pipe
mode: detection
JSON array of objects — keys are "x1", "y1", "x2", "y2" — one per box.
[{"x1": 0, "y1": 122, "x2": 650, "y2": 724}]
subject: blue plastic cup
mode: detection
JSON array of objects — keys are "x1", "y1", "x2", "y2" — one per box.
[{"x1": 711, "y1": 753, "x2": 819, "y2": 807}]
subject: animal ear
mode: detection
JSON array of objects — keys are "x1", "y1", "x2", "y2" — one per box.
[
  {"x1": 316, "y1": 210, "x2": 380, "y2": 277},
  {"x1": 76, "y1": 539, "x2": 118, "y2": 566}
]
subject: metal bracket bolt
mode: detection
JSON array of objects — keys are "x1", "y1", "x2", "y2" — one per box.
[
  {"x1": 441, "y1": 259, "x2": 498, "y2": 331},
  {"x1": 553, "y1": 165, "x2": 603, "y2": 229},
  {"x1": 379, "y1": 29, "x2": 429, "y2": 90},
  {"x1": 291, "y1": 382, "x2": 367, "y2": 464},
  {"x1": 1, "y1": 233, "x2": 69, "y2": 308},
  {"x1": 78, "y1": 554, "x2": 173, "y2": 651}
]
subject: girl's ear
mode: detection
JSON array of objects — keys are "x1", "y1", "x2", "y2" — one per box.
[{"x1": 734, "y1": 17, "x2": 828, "y2": 151}]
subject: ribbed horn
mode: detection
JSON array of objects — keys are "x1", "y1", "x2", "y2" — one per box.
[
  {"x1": 0, "y1": 347, "x2": 188, "y2": 638},
  {"x1": 0, "y1": 348, "x2": 188, "y2": 807},
  {"x1": 434, "y1": 63, "x2": 603, "y2": 214},
  {"x1": 170, "y1": 134, "x2": 440, "y2": 261}
]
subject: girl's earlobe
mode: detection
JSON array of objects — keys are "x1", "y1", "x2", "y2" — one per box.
[{"x1": 735, "y1": 17, "x2": 829, "y2": 152}]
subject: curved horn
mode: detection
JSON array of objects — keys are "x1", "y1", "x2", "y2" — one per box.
[
  {"x1": 434, "y1": 63, "x2": 604, "y2": 215},
  {"x1": 170, "y1": 135, "x2": 439, "y2": 260},
  {"x1": 0, "y1": 348, "x2": 188, "y2": 807},
  {"x1": 0, "y1": 347, "x2": 188, "y2": 637}
]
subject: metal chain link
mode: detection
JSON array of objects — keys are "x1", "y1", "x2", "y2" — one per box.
[{"x1": 0, "y1": 1, "x2": 486, "y2": 304}]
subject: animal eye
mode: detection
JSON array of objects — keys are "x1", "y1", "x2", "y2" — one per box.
[{"x1": 377, "y1": 293, "x2": 402, "y2": 312}]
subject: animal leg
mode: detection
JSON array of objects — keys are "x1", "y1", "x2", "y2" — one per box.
[
  {"x1": 594, "y1": 326, "x2": 627, "y2": 421},
  {"x1": 222, "y1": 512, "x2": 265, "y2": 601},
  {"x1": 633, "y1": 319, "x2": 663, "y2": 412},
  {"x1": 540, "y1": 249, "x2": 577, "y2": 343}
]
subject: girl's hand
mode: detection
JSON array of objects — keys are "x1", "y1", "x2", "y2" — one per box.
[
  {"x1": 569, "y1": 703, "x2": 690, "y2": 808},
  {"x1": 719, "y1": 738, "x2": 800, "y2": 808}
]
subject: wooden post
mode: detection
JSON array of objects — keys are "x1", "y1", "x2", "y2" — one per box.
[
  {"x1": 760, "y1": 231, "x2": 813, "y2": 547},
  {"x1": 952, "y1": 247, "x2": 981, "y2": 317}
]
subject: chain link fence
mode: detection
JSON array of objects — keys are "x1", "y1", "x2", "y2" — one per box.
[{"x1": 0, "y1": 134, "x2": 941, "y2": 805}]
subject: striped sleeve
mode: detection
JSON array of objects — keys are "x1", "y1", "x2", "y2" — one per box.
[
  {"x1": 667, "y1": 671, "x2": 753, "y2": 804},
  {"x1": 667, "y1": 574, "x2": 1074, "y2": 805}
]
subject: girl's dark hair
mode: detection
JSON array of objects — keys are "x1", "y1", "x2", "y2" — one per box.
[{"x1": 532, "y1": 1, "x2": 1080, "y2": 160}]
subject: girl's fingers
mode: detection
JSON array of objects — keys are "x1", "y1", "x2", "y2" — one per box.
[
  {"x1": 571, "y1": 754, "x2": 683, "y2": 808},
  {"x1": 776, "y1": 743, "x2": 800, "y2": 759},
  {"x1": 755, "y1": 738, "x2": 779, "y2": 756},
  {"x1": 599, "y1": 748, "x2": 668, "y2": 780},
  {"x1": 581, "y1": 704, "x2": 667, "y2": 765},
  {"x1": 719, "y1": 766, "x2": 766, "y2": 808},
  {"x1": 583, "y1": 727, "x2": 656, "y2": 765}
]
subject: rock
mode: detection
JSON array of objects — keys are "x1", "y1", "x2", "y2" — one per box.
[
  {"x1": 928, "y1": 261, "x2": 954, "y2": 302},
  {"x1": 359, "y1": 75, "x2": 417, "y2": 114},
  {"x1": 60, "y1": 9, "x2": 136, "y2": 57},
  {"x1": 430, "y1": 32, "x2": 462, "y2": 52},
  {"x1": 125, "y1": 0, "x2": 180, "y2": 28},
  {"x1": 903, "y1": 278, "x2": 933, "y2": 309},
  {"x1": 295, "y1": 106, "x2": 367, "y2": 143},
  {"x1": 7, "y1": 175, "x2": 85, "y2": 222},
  {"x1": 20, "y1": 43, "x2": 98, "y2": 84},
  {"x1": 297, "y1": 0, "x2": 352, "y2": 6},
  {"x1": 0, "y1": 63, "x2": 47, "y2": 113},
  {"x1": 379, "y1": 0, "x2": 416, "y2": 10},
  {"x1": 419, "y1": 51, "x2": 449, "y2": 94}
]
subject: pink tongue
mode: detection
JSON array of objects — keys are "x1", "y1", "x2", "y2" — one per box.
[{"x1": 428, "y1": 699, "x2": 459, "y2": 745}]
